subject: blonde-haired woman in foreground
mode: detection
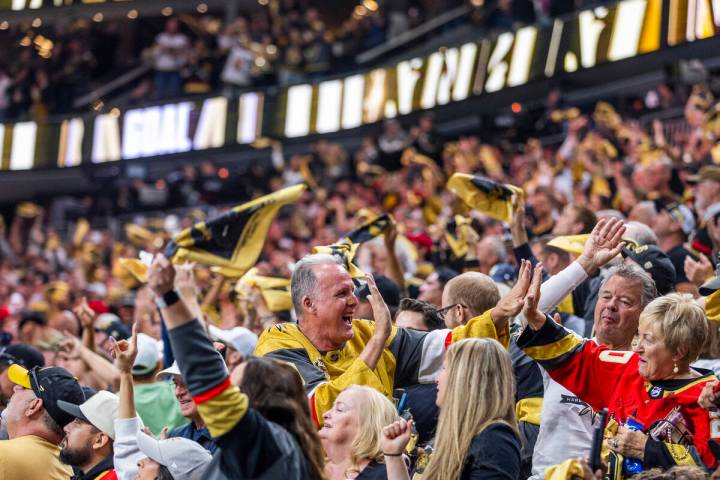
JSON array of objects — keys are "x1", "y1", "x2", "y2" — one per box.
[
  {"x1": 320, "y1": 385, "x2": 404, "y2": 479},
  {"x1": 382, "y1": 337, "x2": 521, "y2": 480}
]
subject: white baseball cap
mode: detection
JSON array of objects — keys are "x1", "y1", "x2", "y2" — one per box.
[
  {"x1": 705, "y1": 202, "x2": 720, "y2": 222},
  {"x1": 207, "y1": 325, "x2": 258, "y2": 358},
  {"x1": 661, "y1": 201, "x2": 695, "y2": 236},
  {"x1": 133, "y1": 333, "x2": 160, "y2": 376},
  {"x1": 136, "y1": 430, "x2": 212, "y2": 480},
  {"x1": 57, "y1": 391, "x2": 119, "y2": 440},
  {"x1": 156, "y1": 360, "x2": 182, "y2": 380}
]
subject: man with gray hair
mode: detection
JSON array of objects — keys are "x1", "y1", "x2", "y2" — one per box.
[
  {"x1": 476, "y1": 235, "x2": 508, "y2": 276},
  {"x1": 624, "y1": 220, "x2": 659, "y2": 246},
  {"x1": 0, "y1": 364, "x2": 86, "y2": 480},
  {"x1": 255, "y1": 253, "x2": 531, "y2": 425},
  {"x1": 529, "y1": 262, "x2": 658, "y2": 479}
]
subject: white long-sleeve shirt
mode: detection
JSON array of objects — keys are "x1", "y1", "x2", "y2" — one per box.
[
  {"x1": 528, "y1": 260, "x2": 597, "y2": 479},
  {"x1": 113, "y1": 416, "x2": 146, "y2": 480},
  {"x1": 529, "y1": 369, "x2": 597, "y2": 480}
]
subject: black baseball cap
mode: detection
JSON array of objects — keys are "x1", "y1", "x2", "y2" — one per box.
[
  {"x1": 622, "y1": 244, "x2": 676, "y2": 295},
  {"x1": 8, "y1": 364, "x2": 85, "y2": 428},
  {"x1": 95, "y1": 313, "x2": 131, "y2": 341},
  {"x1": 700, "y1": 261, "x2": 720, "y2": 296},
  {"x1": 0, "y1": 344, "x2": 45, "y2": 370}
]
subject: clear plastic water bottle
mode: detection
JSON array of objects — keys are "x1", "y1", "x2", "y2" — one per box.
[{"x1": 622, "y1": 417, "x2": 645, "y2": 475}]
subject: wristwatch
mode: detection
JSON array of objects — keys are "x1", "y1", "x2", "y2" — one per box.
[{"x1": 154, "y1": 289, "x2": 181, "y2": 309}]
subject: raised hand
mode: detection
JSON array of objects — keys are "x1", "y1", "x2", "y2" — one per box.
[
  {"x1": 522, "y1": 263, "x2": 545, "y2": 330},
  {"x1": 685, "y1": 254, "x2": 714, "y2": 286},
  {"x1": 491, "y1": 260, "x2": 536, "y2": 325},
  {"x1": 112, "y1": 322, "x2": 138, "y2": 374},
  {"x1": 383, "y1": 218, "x2": 398, "y2": 251},
  {"x1": 366, "y1": 273, "x2": 392, "y2": 342},
  {"x1": 381, "y1": 419, "x2": 413, "y2": 456},
  {"x1": 73, "y1": 296, "x2": 95, "y2": 330},
  {"x1": 578, "y1": 217, "x2": 626, "y2": 275},
  {"x1": 174, "y1": 262, "x2": 199, "y2": 300},
  {"x1": 148, "y1": 254, "x2": 176, "y2": 297},
  {"x1": 58, "y1": 331, "x2": 83, "y2": 357},
  {"x1": 510, "y1": 195, "x2": 529, "y2": 247}
]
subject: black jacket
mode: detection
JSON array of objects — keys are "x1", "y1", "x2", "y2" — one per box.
[
  {"x1": 71, "y1": 454, "x2": 114, "y2": 480},
  {"x1": 460, "y1": 423, "x2": 521, "y2": 480},
  {"x1": 168, "y1": 319, "x2": 312, "y2": 479}
]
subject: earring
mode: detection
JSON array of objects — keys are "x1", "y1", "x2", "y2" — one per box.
[{"x1": 673, "y1": 361, "x2": 679, "y2": 374}]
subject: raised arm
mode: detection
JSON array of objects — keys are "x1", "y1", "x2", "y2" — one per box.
[
  {"x1": 174, "y1": 262, "x2": 205, "y2": 325},
  {"x1": 148, "y1": 255, "x2": 295, "y2": 477},
  {"x1": 383, "y1": 220, "x2": 406, "y2": 290},
  {"x1": 74, "y1": 297, "x2": 96, "y2": 352},
  {"x1": 76, "y1": 336, "x2": 120, "y2": 390},
  {"x1": 574, "y1": 217, "x2": 626, "y2": 278},
  {"x1": 359, "y1": 274, "x2": 393, "y2": 371},
  {"x1": 381, "y1": 419, "x2": 413, "y2": 480},
  {"x1": 57, "y1": 333, "x2": 120, "y2": 390},
  {"x1": 510, "y1": 196, "x2": 530, "y2": 250},
  {"x1": 518, "y1": 247, "x2": 632, "y2": 413},
  {"x1": 535, "y1": 216, "x2": 626, "y2": 315},
  {"x1": 259, "y1": 274, "x2": 394, "y2": 426},
  {"x1": 114, "y1": 324, "x2": 139, "y2": 420},
  {"x1": 112, "y1": 323, "x2": 145, "y2": 480},
  {"x1": 523, "y1": 217, "x2": 625, "y2": 334},
  {"x1": 389, "y1": 261, "x2": 536, "y2": 391}
]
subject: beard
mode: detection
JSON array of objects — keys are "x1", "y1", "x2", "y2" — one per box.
[{"x1": 59, "y1": 443, "x2": 92, "y2": 467}]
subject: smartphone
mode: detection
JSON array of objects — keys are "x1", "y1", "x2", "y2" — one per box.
[
  {"x1": 139, "y1": 250, "x2": 154, "y2": 267},
  {"x1": 590, "y1": 408, "x2": 609, "y2": 472}
]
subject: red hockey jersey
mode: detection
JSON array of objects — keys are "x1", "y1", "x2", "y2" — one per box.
[{"x1": 518, "y1": 319, "x2": 719, "y2": 472}]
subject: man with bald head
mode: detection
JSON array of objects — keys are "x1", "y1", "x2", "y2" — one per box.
[
  {"x1": 440, "y1": 272, "x2": 500, "y2": 328},
  {"x1": 255, "y1": 253, "x2": 529, "y2": 425}
]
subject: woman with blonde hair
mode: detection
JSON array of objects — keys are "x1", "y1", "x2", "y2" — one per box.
[
  {"x1": 320, "y1": 385, "x2": 404, "y2": 479},
  {"x1": 382, "y1": 338, "x2": 520, "y2": 480},
  {"x1": 420, "y1": 337, "x2": 522, "y2": 479},
  {"x1": 521, "y1": 254, "x2": 719, "y2": 477}
]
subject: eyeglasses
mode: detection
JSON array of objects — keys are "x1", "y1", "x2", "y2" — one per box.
[{"x1": 437, "y1": 304, "x2": 465, "y2": 320}]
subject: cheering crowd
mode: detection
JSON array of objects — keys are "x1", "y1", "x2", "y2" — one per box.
[{"x1": 4, "y1": 59, "x2": 720, "y2": 480}]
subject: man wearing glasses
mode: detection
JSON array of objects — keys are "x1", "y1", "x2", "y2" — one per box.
[
  {"x1": 440, "y1": 271, "x2": 544, "y2": 479},
  {"x1": 0, "y1": 363, "x2": 85, "y2": 480}
]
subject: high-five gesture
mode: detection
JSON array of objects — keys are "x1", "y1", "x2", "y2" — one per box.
[
  {"x1": 359, "y1": 273, "x2": 394, "y2": 372},
  {"x1": 522, "y1": 261, "x2": 546, "y2": 330},
  {"x1": 491, "y1": 260, "x2": 537, "y2": 326},
  {"x1": 577, "y1": 217, "x2": 626, "y2": 275},
  {"x1": 366, "y1": 273, "x2": 392, "y2": 343}
]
